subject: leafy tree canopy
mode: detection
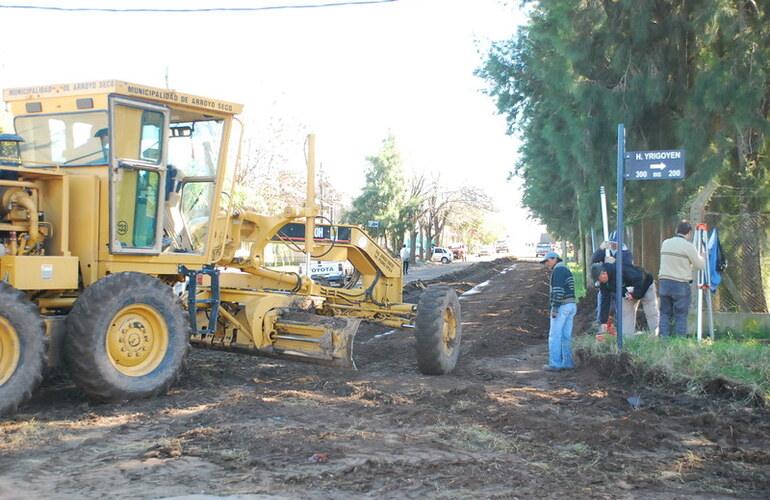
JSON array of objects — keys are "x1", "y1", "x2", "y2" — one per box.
[{"x1": 344, "y1": 132, "x2": 407, "y2": 250}]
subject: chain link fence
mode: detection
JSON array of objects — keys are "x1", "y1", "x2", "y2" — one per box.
[{"x1": 704, "y1": 186, "x2": 770, "y2": 313}]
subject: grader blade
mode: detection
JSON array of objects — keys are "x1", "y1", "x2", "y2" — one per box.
[{"x1": 270, "y1": 311, "x2": 361, "y2": 369}]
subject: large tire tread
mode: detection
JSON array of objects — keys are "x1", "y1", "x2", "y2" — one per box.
[
  {"x1": 0, "y1": 282, "x2": 46, "y2": 417},
  {"x1": 415, "y1": 285, "x2": 462, "y2": 375},
  {"x1": 65, "y1": 272, "x2": 190, "y2": 403}
]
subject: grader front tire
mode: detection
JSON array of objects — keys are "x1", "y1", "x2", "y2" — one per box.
[
  {"x1": 65, "y1": 272, "x2": 191, "y2": 403},
  {"x1": 0, "y1": 282, "x2": 46, "y2": 416},
  {"x1": 415, "y1": 285, "x2": 462, "y2": 375}
]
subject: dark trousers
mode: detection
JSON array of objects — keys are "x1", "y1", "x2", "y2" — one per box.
[
  {"x1": 403, "y1": 259, "x2": 409, "y2": 274},
  {"x1": 658, "y1": 279, "x2": 690, "y2": 337}
]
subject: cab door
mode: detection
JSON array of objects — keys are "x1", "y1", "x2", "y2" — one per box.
[{"x1": 108, "y1": 97, "x2": 169, "y2": 255}]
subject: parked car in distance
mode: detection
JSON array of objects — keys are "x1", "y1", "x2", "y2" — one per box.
[
  {"x1": 430, "y1": 247, "x2": 454, "y2": 264},
  {"x1": 299, "y1": 260, "x2": 355, "y2": 287},
  {"x1": 535, "y1": 242, "x2": 552, "y2": 258},
  {"x1": 447, "y1": 244, "x2": 467, "y2": 261},
  {"x1": 494, "y1": 240, "x2": 509, "y2": 254},
  {"x1": 477, "y1": 246, "x2": 493, "y2": 257}
]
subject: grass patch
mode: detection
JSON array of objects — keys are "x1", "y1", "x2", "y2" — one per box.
[
  {"x1": 450, "y1": 399, "x2": 476, "y2": 412},
  {"x1": 567, "y1": 263, "x2": 586, "y2": 299},
  {"x1": 436, "y1": 424, "x2": 519, "y2": 453},
  {"x1": 0, "y1": 419, "x2": 42, "y2": 449},
  {"x1": 717, "y1": 322, "x2": 770, "y2": 341},
  {"x1": 574, "y1": 333, "x2": 770, "y2": 404}
]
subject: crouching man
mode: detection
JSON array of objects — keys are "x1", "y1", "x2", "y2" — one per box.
[{"x1": 591, "y1": 261, "x2": 659, "y2": 336}]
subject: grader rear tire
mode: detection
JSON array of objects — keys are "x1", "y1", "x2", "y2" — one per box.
[
  {"x1": 415, "y1": 285, "x2": 462, "y2": 375},
  {"x1": 65, "y1": 272, "x2": 191, "y2": 402},
  {"x1": 0, "y1": 282, "x2": 46, "y2": 416}
]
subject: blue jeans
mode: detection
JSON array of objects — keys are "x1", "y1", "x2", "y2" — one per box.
[
  {"x1": 658, "y1": 279, "x2": 690, "y2": 337},
  {"x1": 549, "y1": 302, "x2": 576, "y2": 368}
]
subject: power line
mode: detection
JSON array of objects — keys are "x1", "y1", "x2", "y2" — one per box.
[{"x1": 0, "y1": 0, "x2": 399, "y2": 13}]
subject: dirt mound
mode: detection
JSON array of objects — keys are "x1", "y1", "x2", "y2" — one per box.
[{"x1": 574, "y1": 286, "x2": 599, "y2": 334}]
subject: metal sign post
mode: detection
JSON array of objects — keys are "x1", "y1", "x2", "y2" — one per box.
[
  {"x1": 615, "y1": 125, "x2": 625, "y2": 350},
  {"x1": 600, "y1": 186, "x2": 610, "y2": 242},
  {"x1": 600, "y1": 186, "x2": 610, "y2": 259},
  {"x1": 693, "y1": 223, "x2": 715, "y2": 342}
]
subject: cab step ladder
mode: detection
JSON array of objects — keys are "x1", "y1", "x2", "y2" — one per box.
[{"x1": 179, "y1": 264, "x2": 221, "y2": 337}]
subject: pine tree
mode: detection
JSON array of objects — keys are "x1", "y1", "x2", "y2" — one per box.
[
  {"x1": 684, "y1": 0, "x2": 770, "y2": 311},
  {"x1": 345, "y1": 133, "x2": 407, "y2": 251},
  {"x1": 479, "y1": 0, "x2": 770, "y2": 308}
]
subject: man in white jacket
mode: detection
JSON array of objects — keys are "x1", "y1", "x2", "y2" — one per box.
[{"x1": 400, "y1": 245, "x2": 410, "y2": 275}]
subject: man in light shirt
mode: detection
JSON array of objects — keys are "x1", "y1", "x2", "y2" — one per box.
[
  {"x1": 400, "y1": 244, "x2": 410, "y2": 275},
  {"x1": 658, "y1": 220, "x2": 705, "y2": 337}
]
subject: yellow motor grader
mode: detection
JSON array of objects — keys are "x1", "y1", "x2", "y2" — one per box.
[{"x1": 0, "y1": 80, "x2": 461, "y2": 416}]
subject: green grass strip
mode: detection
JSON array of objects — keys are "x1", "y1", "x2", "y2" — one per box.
[{"x1": 574, "y1": 333, "x2": 770, "y2": 404}]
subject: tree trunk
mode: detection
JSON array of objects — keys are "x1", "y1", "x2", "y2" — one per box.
[
  {"x1": 420, "y1": 225, "x2": 428, "y2": 261},
  {"x1": 584, "y1": 231, "x2": 594, "y2": 289},
  {"x1": 734, "y1": 124, "x2": 768, "y2": 313},
  {"x1": 640, "y1": 218, "x2": 663, "y2": 272},
  {"x1": 409, "y1": 229, "x2": 418, "y2": 262},
  {"x1": 424, "y1": 213, "x2": 435, "y2": 255}
]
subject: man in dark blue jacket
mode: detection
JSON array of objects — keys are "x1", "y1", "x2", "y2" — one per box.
[
  {"x1": 591, "y1": 231, "x2": 633, "y2": 327},
  {"x1": 541, "y1": 251, "x2": 576, "y2": 371},
  {"x1": 591, "y1": 261, "x2": 659, "y2": 336}
]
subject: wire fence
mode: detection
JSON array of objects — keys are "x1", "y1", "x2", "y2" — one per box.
[{"x1": 704, "y1": 186, "x2": 770, "y2": 313}]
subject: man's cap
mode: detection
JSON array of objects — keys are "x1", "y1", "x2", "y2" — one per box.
[
  {"x1": 539, "y1": 251, "x2": 560, "y2": 263},
  {"x1": 590, "y1": 263, "x2": 605, "y2": 282},
  {"x1": 609, "y1": 231, "x2": 619, "y2": 242}
]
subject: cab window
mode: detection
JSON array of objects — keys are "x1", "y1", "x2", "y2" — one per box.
[{"x1": 14, "y1": 111, "x2": 109, "y2": 166}]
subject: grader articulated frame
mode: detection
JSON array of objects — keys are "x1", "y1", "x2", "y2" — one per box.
[{"x1": 0, "y1": 80, "x2": 461, "y2": 416}]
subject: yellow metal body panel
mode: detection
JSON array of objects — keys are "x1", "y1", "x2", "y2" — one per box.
[
  {"x1": 0, "y1": 255, "x2": 79, "y2": 290},
  {"x1": 67, "y1": 173, "x2": 100, "y2": 286}
]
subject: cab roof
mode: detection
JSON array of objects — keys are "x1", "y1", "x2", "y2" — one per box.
[{"x1": 3, "y1": 79, "x2": 243, "y2": 116}]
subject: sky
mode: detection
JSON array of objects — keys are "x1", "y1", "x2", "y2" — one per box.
[{"x1": 0, "y1": 0, "x2": 545, "y2": 245}]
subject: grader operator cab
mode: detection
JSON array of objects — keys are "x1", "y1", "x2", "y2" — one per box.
[{"x1": 0, "y1": 80, "x2": 462, "y2": 416}]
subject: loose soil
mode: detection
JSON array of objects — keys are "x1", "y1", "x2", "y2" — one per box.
[{"x1": 1, "y1": 259, "x2": 768, "y2": 499}]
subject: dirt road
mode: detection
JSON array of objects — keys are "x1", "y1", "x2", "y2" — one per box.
[{"x1": 1, "y1": 259, "x2": 768, "y2": 499}]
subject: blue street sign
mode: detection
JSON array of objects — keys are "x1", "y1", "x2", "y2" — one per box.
[
  {"x1": 624, "y1": 150, "x2": 685, "y2": 180},
  {"x1": 368, "y1": 221, "x2": 379, "y2": 227}
]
